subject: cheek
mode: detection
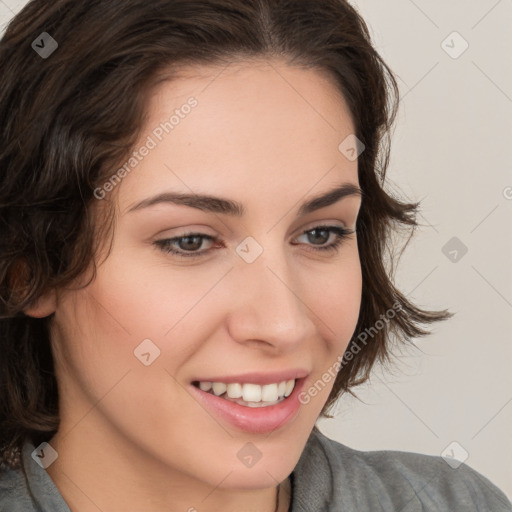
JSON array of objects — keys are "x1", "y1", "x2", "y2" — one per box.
[
  {"x1": 315, "y1": 248, "x2": 362, "y2": 345},
  {"x1": 51, "y1": 283, "x2": 190, "y2": 446},
  {"x1": 89, "y1": 243, "x2": 232, "y2": 342},
  {"x1": 298, "y1": 250, "x2": 362, "y2": 409},
  {"x1": 51, "y1": 286, "x2": 139, "y2": 401},
  {"x1": 51, "y1": 248, "x2": 229, "y2": 412}
]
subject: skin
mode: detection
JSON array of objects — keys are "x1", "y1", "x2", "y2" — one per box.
[{"x1": 25, "y1": 58, "x2": 363, "y2": 512}]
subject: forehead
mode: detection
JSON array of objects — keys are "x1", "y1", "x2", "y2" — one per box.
[
  {"x1": 148, "y1": 57, "x2": 353, "y2": 133},
  {"x1": 115, "y1": 58, "x2": 358, "y2": 213}
]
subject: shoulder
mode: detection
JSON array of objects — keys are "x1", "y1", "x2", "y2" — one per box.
[
  {"x1": 0, "y1": 442, "x2": 70, "y2": 512},
  {"x1": 0, "y1": 463, "x2": 37, "y2": 512},
  {"x1": 292, "y1": 427, "x2": 512, "y2": 512}
]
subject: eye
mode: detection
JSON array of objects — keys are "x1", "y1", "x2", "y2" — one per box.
[
  {"x1": 154, "y1": 232, "x2": 218, "y2": 258},
  {"x1": 293, "y1": 225, "x2": 355, "y2": 254},
  {"x1": 153, "y1": 225, "x2": 355, "y2": 259}
]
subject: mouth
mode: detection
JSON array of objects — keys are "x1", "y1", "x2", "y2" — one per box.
[
  {"x1": 189, "y1": 374, "x2": 308, "y2": 433},
  {"x1": 191, "y1": 379, "x2": 296, "y2": 408}
]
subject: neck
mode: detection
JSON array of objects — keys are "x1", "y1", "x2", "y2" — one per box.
[{"x1": 276, "y1": 477, "x2": 292, "y2": 512}]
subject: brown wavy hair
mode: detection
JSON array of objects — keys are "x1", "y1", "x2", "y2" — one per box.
[{"x1": 0, "y1": 0, "x2": 453, "y2": 471}]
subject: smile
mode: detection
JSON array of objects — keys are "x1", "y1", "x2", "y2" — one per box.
[{"x1": 192, "y1": 380, "x2": 296, "y2": 408}]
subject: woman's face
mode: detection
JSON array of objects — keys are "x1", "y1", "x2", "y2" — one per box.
[{"x1": 37, "y1": 59, "x2": 362, "y2": 497}]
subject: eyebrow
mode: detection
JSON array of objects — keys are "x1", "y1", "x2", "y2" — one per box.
[{"x1": 126, "y1": 182, "x2": 362, "y2": 217}]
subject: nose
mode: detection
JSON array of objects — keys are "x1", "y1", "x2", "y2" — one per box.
[{"x1": 225, "y1": 247, "x2": 316, "y2": 352}]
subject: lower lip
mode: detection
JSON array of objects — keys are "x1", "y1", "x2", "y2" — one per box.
[{"x1": 189, "y1": 378, "x2": 307, "y2": 434}]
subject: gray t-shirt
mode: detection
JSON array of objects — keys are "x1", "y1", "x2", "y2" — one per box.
[{"x1": 1, "y1": 426, "x2": 511, "y2": 511}]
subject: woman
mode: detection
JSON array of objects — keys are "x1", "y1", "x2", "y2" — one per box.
[{"x1": 0, "y1": 0, "x2": 510, "y2": 511}]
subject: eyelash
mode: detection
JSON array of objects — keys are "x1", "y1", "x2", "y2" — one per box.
[{"x1": 153, "y1": 225, "x2": 355, "y2": 259}]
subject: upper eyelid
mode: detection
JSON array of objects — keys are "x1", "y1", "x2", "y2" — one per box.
[{"x1": 162, "y1": 219, "x2": 352, "y2": 237}]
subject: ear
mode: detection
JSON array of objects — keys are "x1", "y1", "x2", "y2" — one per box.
[{"x1": 23, "y1": 290, "x2": 58, "y2": 318}]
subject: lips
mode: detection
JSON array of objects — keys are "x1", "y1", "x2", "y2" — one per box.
[{"x1": 189, "y1": 375, "x2": 308, "y2": 433}]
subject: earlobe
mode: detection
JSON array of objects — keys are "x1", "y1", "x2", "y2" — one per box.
[{"x1": 23, "y1": 290, "x2": 57, "y2": 318}]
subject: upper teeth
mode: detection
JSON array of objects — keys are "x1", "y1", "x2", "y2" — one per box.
[{"x1": 198, "y1": 380, "x2": 295, "y2": 402}]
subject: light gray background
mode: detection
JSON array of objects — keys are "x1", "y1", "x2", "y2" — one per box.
[{"x1": 1, "y1": 0, "x2": 511, "y2": 500}]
